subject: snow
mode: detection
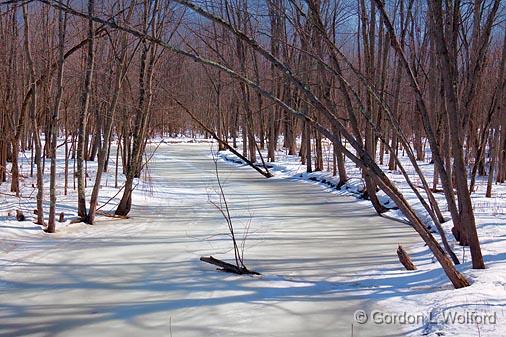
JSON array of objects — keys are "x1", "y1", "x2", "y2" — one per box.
[
  {"x1": 0, "y1": 137, "x2": 505, "y2": 337},
  {"x1": 217, "y1": 138, "x2": 506, "y2": 337}
]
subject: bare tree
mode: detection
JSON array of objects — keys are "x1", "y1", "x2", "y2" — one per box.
[
  {"x1": 46, "y1": 4, "x2": 67, "y2": 233},
  {"x1": 76, "y1": 0, "x2": 96, "y2": 220}
]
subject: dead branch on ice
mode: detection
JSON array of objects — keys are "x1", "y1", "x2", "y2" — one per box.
[{"x1": 200, "y1": 256, "x2": 260, "y2": 275}]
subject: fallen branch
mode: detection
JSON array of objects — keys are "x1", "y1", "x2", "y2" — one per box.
[
  {"x1": 95, "y1": 182, "x2": 129, "y2": 212},
  {"x1": 172, "y1": 97, "x2": 273, "y2": 178},
  {"x1": 200, "y1": 256, "x2": 260, "y2": 275}
]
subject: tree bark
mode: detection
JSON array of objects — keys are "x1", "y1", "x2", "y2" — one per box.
[
  {"x1": 76, "y1": 0, "x2": 96, "y2": 219},
  {"x1": 46, "y1": 5, "x2": 66, "y2": 233}
]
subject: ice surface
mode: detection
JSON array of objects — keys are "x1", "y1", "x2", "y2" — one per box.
[{"x1": 0, "y1": 143, "x2": 423, "y2": 337}]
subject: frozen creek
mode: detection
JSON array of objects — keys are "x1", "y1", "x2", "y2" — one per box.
[{"x1": 0, "y1": 143, "x2": 421, "y2": 337}]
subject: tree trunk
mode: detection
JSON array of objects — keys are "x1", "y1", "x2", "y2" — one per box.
[
  {"x1": 23, "y1": 3, "x2": 44, "y2": 226},
  {"x1": 87, "y1": 3, "x2": 133, "y2": 224},
  {"x1": 46, "y1": 5, "x2": 66, "y2": 233},
  {"x1": 76, "y1": 0, "x2": 96, "y2": 219},
  {"x1": 427, "y1": 0, "x2": 485, "y2": 269}
]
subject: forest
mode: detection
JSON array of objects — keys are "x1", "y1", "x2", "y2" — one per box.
[{"x1": 0, "y1": 1, "x2": 505, "y2": 336}]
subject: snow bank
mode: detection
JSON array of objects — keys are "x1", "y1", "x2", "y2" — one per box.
[{"x1": 217, "y1": 140, "x2": 506, "y2": 337}]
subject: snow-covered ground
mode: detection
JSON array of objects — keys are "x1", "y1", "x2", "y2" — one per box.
[
  {"x1": 218, "y1": 138, "x2": 506, "y2": 337},
  {"x1": 1, "y1": 136, "x2": 505, "y2": 337}
]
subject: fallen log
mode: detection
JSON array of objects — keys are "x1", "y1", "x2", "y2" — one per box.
[
  {"x1": 200, "y1": 256, "x2": 260, "y2": 275},
  {"x1": 397, "y1": 245, "x2": 417, "y2": 270},
  {"x1": 172, "y1": 98, "x2": 273, "y2": 178}
]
